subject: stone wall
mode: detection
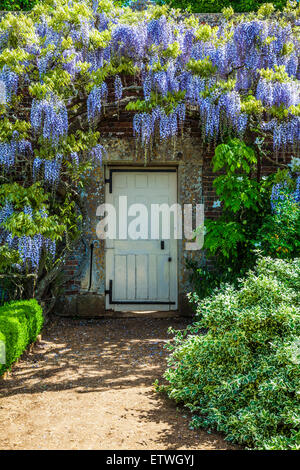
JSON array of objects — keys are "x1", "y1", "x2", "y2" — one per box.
[{"x1": 0, "y1": 7, "x2": 290, "y2": 317}]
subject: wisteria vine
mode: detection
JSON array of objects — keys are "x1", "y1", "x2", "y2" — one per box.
[{"x1": 0, "y1": 0, "x2": 299, "y2": 277}]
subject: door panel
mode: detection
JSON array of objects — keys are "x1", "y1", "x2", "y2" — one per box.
[
  {"x1": 114, "y1": 255, "x2": 127, "y2": 300},
  {"x1": 127, "y1": 254, "x2": 136, "y2": 300}
]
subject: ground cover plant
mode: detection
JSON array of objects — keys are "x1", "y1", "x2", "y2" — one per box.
[
  {"x1": 159, "y1": 256, "x2": 300, "y2": 450},
  {"x1": 189, "y1": 142, "x2": 300, "y2": 298}
]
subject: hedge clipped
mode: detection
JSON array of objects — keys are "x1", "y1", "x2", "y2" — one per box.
[
  {"x1": 161, "y1": 257, "x2": 300, "y2": 450},
  {"x1": 0, "y1": 299, "x2": 43, "y2": 376}
]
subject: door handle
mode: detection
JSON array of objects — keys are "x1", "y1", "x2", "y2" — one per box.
[{"x1": 161, "y1": 240, "x2": 165, "y2": 250}]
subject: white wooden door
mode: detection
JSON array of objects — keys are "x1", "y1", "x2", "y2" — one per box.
[{"x1": 105, "y1": 169, "x2": 178, "y2": 311}]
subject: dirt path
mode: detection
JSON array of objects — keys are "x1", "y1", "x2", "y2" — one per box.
[{"x1": 0, "y1": 317, "x2": 237, "y2": 450}]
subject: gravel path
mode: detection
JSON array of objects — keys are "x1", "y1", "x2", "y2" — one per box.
[{"x1": 0, "y1": 317, "x2": 237, "y2": 450}]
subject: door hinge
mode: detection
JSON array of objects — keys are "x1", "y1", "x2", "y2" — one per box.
[{"x1": 105, "y1": 170, "x2": 113, "y2": 193}]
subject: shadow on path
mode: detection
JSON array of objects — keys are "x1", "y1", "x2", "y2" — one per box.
[{"x1": 0, "y1": 316, "x2": 237, "y2": 450}]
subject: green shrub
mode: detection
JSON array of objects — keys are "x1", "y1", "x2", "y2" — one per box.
[
  {"x1": 194, "y1": 139, "x2": 272, "y2": 281},
  {"x1": 0, "y1": 299, "x2": 43, "y2": 376},
  {"x1": 161, "y1": 257, "x2": 300, "y2": 449},
  {"x1": 0, "y1": 329, "x2": 5, "y2": 368},
  {"x1": 0, "y1": 0, "x2": 290, "y2": 14}
]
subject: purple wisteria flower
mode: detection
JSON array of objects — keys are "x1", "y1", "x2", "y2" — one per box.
[
  {"x1": 294, "y1": 176, "x2": 300, "y2": 203},
  {"x1": 45, "y1": 238, "x2": 56, "y2": 261},
  {"x1": 71, "y1": 152, "x2": 79, "y2": 167},
  {"x1": 147, "y1": 16, "x2": 173, "y2": 48},
  {"x1": 133, "y1": 113, "x2": 152, "y2": 144},
  {"x1": 112, "y1": 24, "x2": 146, "y2": 59},
  {"x1": 143, "y1": 75, "x2": 152, "y2": 101},
  {"x1": 256, "y1": 78, "x2": 300, "y2": 108},
  {"x1": 87, "y1": 82, "x2": 108, "y2": 122},
  {"x1": 24, "y1": 206, "x2": 33, "y2": 218},
  {"x1": 271, "y1": 183, "x2": 286, "y2": 211},
  {"x1": 33, "y1": 157, "x2": 43, "y2": 180}
]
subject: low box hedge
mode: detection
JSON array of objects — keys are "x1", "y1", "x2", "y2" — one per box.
[
  {"x1": 161, "y1": 0, "x2": 288, "y2": 13},
  {"x1": 0, "y1": 299, "x2": 43, "y2": 376}
]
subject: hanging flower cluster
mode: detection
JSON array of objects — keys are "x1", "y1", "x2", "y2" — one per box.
[
  {"x1": 15, "y1": 234, "x2": 56, "y2": 270},
  {"x1": 32, "y1": 155, "x2": 62, "y2": 184},
  {"x1": 0, "y1": 141, "x2": 17, "y2": 168},
  {"x1": 0, "y1": 1, "x2": 299, "y2": 156},
  {"x1": 133, "y1": 103, "x2": 187, "y2": 145},
  {"x1": 44, "y1": 155, "x2": 62, "y2": 185},
  {"x1": 271, "y1": 177, "x2": 300, "y2": 212},
  {"x1": 112, "y1": 23, "x2": 147, "y2": 59},
  {"x1": 90, "y1": 144, "x2": 107, "y2": 164},
  {"x1": 0, "y1": 200, "x2": 13, "y2": 224},
  {"x1": 0, "y1": 200, "x2": 56, "y2": 271},
  {"x1": 114, "y1": 75, "x2": 123, "y2": 101},
  {"x1": 0, "y1": 66, "x2": 18, "y2": 104},
  {"x1": 261, "y1": 116, "x2": 300, "y2": 151}
]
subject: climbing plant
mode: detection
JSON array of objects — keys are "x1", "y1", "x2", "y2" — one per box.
[{"x1": 0, "y1": 0, "x2": 299, "y2": 306}]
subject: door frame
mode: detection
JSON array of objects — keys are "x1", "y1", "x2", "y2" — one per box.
[{"x1": 104, "y1": 165, "x2": 179, "y2": 312}]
